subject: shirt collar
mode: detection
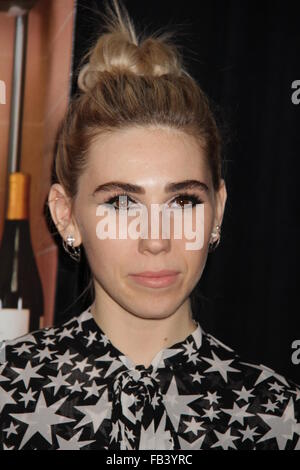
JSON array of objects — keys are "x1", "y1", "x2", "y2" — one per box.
[{"x1": 76, "y1": 304, "x2": 203, "y2": 372}]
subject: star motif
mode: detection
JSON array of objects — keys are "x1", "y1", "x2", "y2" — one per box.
[
  {"x1": 186, "y1": 352, "x2": 201, "y2": 366},
  {"x1": 74, "y1": 323, "x2": 83, "y2": 335},
  {"x1": 42, "y1": 327, "x2": 57, "y2": 337},
  {"x1": 141, "y1": 373, "x2": 159, "y2": 387},
  {"x1": 205, "y1": 391, "x2": 221, "y2": 405},
  {"x1": 207, "y1": 336, "x2": 221, "y2": 348},
  {"x1": 119, "y1": 421, "x2": 134, "y2": 450},
  {"x1": 212, "y1": 428, "x2": 240, "y2": 450},
  {"x1": 162, "y1": 376, "x2": 200, "y2": 432},
  {"x1": 72, "y1": 357, "x2": 92, "y2": 373},
  {"x1": 138, "y1": 411, "x2": 173, "y2": 450},
  {"x1": 221, "y1": 402, "x2": 254, "y2": 426},
  {"x1": 178, "y1": 430, "x2": 206, "y2": 449},
  {"x1": 125, "y1": 427, "x2": 135, "y2": 441},
  {"x1": 290, "y1": 388, "x2": 300, "y2": 401},
  {"x1": 83, "y1": 381, "x2": 104, "y2": 399},
  {"x1": 182, "y1": 341, "x2": 197, "y2": 358},
  {"x1": 74, "y1": 388, "x2": 112, "y2": 434},
  {"x1": 257, "y1": 397, "x2": 300, "y2": 449},
  {"x1": 109, "y1": 421, "x2": 120, "y2": 443},
  {"x1": 12, "y1": 344, "x2": 34, "y2": 356},
  {"x1": 56, "y1": 429, "x2": 95, "y2": 450},
  {"x1": 51, "y1": 350, "x2": 78, "y2": 370},
  {"x1": 3, "y1": 421, "x2": 19, "y2": 437},
  {"x1": 269, "y1": 382, "x2": 285, "y2": 393},
  {"x1": 84, "y1": 331, "x2": 98, "y2": 347},
  {"x1": 86, "y1": 367, "x2": 101, "y2": 381},
  {"x1": 77, "y1": 310, "x2": 94, "y2": 326},
  {"x1": 182, "y1": 417, "x2": 205, "y2": 436},
  {"x1": 135, "y1": 407, "x2": 144, "y2": 422},
  {"x1": 206, "y1": 334, "x2": 234, "y2": 352},
  {"x1": 2, "y1": 302, "x2": 300, "y2": 451},
  {"x1": 44, "y1": 370, "x2": 72, "y2": 395},
  {"x1": 190, "y1": 371, "x2": 205, "y2": 384},
  {"x1": 202, "y1": 406, "x2": 221, "y2": 422},
  {"x1": 202, "y1": 351, "x2": 240, "y2": 382},
  {"x1": 67, "y1": 380, "x2": 84, "y2": 394},
  {"x1": 99, "y1": 333, "x2": 110, "y2": 348},
  {"x1": 11, "y1": 362, "x2": 44, "y2": 389},
  {"x1": 56, "y1": 327, "x2": 74, "y2": 342},
  {"x1": 41, "y1": 337, "x2": 56, "y2": 346},
  {"x1": 238, "y1": 425, "x2": 260, "y2": 442},
  {"x1": 19, "y1": 387, "x2": 38, "y2": 407},
  {"x1": 262, "y1": 399, "x2": 279, "y2": 413},
  {"x1": 33, "y1": 347, "x2": 57, "y2": 362},
  {"x1": 232, "y1": 385, "x2": 255, "y2": 402},
  {"x1": 275, "y1": 393, "x2": 288, "y2": 404},
  {"x1": 151, "y1": 392, "x2": 161, "y2": 409},
  {"x1": 0, "y1": 386, "x2": 18, "y2": 412},
  {"x1": 240, "y1": 362, "x2": 289, "y2": 387},
  {"x1": 9, "y1": 391, "x2": 75, "y2": 449},
  {"x1": 95, "y1": 352, "x2": 124, "y2": 378}
]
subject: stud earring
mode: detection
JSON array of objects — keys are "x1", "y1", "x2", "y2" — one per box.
[
  {"x1": 62, "y1": 234, "x2": 81, "y2": 262},
  {"x1": 208, "y1": 224, "x2": 221, "y2": 252}
]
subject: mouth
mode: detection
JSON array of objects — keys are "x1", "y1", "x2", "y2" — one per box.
[{"x1": 128, "y1": 270, "x2": 180, "y2": 288}]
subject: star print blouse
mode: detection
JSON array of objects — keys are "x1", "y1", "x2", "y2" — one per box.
[{"x1": 0, "y1": 304, "x2": 300, "y2": 450}]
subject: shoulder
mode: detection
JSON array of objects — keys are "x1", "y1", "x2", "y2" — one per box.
[
  {"x1": 0, "y1": 304, "x2": 94, "y2": 358},
  {"x1": 0, "y1": 307, "x2": 93, "y2": 449},
  {"x1": 199, "y1": 329, "x2": 300, "y2": 449},
  {"x1": 0, "y1": 311, "x2": 84, "y2": 367},
  {"x1": 0, "y1": 307, "x2": 90, "y2": 402},
  {"x1": 202, "y1": 328, "x2": 300, "y2": 385},
  {"x1": 201, "y1": 328, "x2": 300, "y2": 398}
]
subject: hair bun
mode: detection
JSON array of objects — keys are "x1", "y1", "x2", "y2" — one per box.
[{"x1": 77, "y1": 0, "x2": 184, "y2": 93}]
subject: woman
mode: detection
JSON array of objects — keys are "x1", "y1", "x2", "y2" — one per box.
[{"x1": 0, "y1": 0, "x2": 299, "y2": 450}]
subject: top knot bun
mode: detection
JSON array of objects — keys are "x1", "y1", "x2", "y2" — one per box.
[
  {"x1": 56, "y1": 0, "x2": 223, "y2": 201},
  {"x1": 77, "y1": 0, "x2": 186, "y2": 93}
]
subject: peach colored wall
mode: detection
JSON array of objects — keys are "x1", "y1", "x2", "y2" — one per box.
[
  {"x1": 0, "y1": 15, "x2": 14, "y2": 242},
  {"x1": 0, "y1": 0, "x2": 75, "y2": 328}
]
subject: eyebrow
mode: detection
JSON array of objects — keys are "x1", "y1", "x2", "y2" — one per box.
[{"x1": 92, "y1": 179, "x2": 209, "y2": 197}]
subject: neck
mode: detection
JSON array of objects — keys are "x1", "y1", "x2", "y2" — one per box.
[{"x1": 90, "y1": 285, "x2": 197, "y2": 369}]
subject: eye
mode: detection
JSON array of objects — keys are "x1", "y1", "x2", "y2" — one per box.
[
  {"x1": 169, "y1": 193, "x2": 204, "y2": 209},
  {"x1": 99, "y1": 192, "x2": 204, "y2": 211},
  {"x1": 101, "y1": 193, "x2": 139, "y2": 210}
]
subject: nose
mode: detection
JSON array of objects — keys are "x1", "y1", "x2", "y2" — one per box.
[{"x1": 138, "y1": 205, "x2": 172, "y2": 255}]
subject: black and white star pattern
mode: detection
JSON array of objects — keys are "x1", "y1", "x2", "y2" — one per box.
[{"x1": 0, "y1": 305, "x2": 300, "y2": 450}]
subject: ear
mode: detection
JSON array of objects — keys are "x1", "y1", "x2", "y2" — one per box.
[
  {"x1": 48, "y1": 183, "x2": 82, "y2": 247},
  {"x1": 214, "y1": 178, "x2": 227, "y2": 227}
]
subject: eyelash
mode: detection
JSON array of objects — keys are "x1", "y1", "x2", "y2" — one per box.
[{"x1": 99, "y1": 192, "x2": 204, "y2": 210}]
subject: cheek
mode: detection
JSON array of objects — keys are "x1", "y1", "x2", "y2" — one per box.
[
  {"x1": 177, "y1": 204, "x2": 213, "y2": 246},
  {"x1": 85, "y1": 237, "x2": 134, "y2": 278},
  {"x1": 178, "y1": 240, "x2": 207, "y2": 270},
  {"x1": 176, "y1": 205, "x2": 211, "y2": 276}
]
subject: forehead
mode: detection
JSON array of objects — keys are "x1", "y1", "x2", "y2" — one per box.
[{"x1": 82, "y1": 126, "x2": 211, "y2": 188}]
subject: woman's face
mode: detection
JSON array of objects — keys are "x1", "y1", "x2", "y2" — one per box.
[{"x1": 51, "y1": 126, "x2": 227, "y2": 320}]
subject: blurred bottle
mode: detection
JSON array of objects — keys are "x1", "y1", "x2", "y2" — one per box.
[{"x1": 0, "y1": 172, "x2": 44, "y2": 340}]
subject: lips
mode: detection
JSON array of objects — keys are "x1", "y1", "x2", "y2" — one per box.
[
  {"x1": 128, "y1": 270, "x2": 180, "y2": 288},
  {"x1": 130, "y1": 270, "x2": 179, "y2": 277}
]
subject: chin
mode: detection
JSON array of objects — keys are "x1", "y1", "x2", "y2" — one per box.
[{"x1": 127, "y1": 301, "x2": 180, "y2": 319}]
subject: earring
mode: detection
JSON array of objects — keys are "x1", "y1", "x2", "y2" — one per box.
[
  {"x1": 209, "y1": 224, "x2": 221, "y2": 252},
  {"x1": 62, "y1": 234, "x2": 81, "y2": 262}
]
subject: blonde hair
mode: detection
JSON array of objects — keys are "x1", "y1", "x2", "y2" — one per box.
[{"x1": 55, "y1": 0, "x2": 223, "y2": 200}]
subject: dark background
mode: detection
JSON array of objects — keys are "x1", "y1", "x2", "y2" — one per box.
[{"x1": 52, "y1": 0, "x2": 300, "y2": 384}]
